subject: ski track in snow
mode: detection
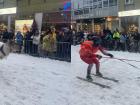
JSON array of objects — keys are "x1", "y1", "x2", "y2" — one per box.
[{"x1": 0, "y1": 46, "x2": 139, "y2": 105}]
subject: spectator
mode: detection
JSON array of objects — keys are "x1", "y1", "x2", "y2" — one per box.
[
  {"x1": 56, "y1": 30, "x2": 65, "y2": 58},
  {"x1": 24, "y1": 31, "x2": 33, "y2": 53},
  {"x1": 120, "y1": 32, "x2": 127, "y2": 51},
  {"x1": 133, "y1": 31, "x2": 140, "y2": 52},
  {"x1": 15, "y1": 31, "x2": 23, "y2": 53},
  {"x1": 42, "y1": 26, "x2": 57, "y2": 56},
  {"x1": 113, "y1": 30, "x2": 120, "y2": 50},
  {"x1": 8, "y1": 29, "x2": 14, "y2": 41},
  {"x1": 32, "y1": 31, "x2": 40, "y2": 55},
  {"x1": 2, "y1": 29, "x2": 9, "y2": 42},
  {"x1": 104, "y1": 33, "x2": 113, "y2": 50},
  {"x1": 77, "y1": 30, "x2": 85, "y2": 44},
  {"x1": 63, "y1": 27, "x2": 72, "y2": 60}
]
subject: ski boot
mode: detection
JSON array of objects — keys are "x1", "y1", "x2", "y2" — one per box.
[
  {"x1": 96, "y1": 72, "x2": 103, "y2": 77},
  {"x1": 86, "y1": 75, "x2": 93, "y2": 81}
]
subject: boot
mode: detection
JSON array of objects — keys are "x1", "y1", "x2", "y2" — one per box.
[
  {"x1": 96, "y1": 72, "x2": 103, "y2": 77},
  {"x1": 86, "y1": 75, "x2": 93, "y2": 81}
]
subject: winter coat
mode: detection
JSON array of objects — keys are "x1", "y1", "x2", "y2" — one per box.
[
  {"x1": 113, "y1": 32, "x2": 120, "y2": 40},
  {"x1": 15, "y1": 33, "x2": 23, "y2": 45},
  {"x1": 42, "y1": 32, "x2": 57, "y2": 52},
  {"x1": 105, "y1": 33, "x2": 113, "y2": 41},
  {"x1": 57, "y1": 32, "x2": 65, "y2": 42},
  {"x1": 120, "y1": 34, "x2": 127, "y2": 43},
  {"x1": 8, "y1": 32, "x2": 14, "y2": 40},
  {"x1": 79, "y1": 40, "x2": 105, "y2": 64},
  {"x1": 63, "y1": 31, "x2": 72, "y2": 43},
  {"x1": 133, "y1": 33, "x2": 140, "y2": 41},
  {"x1": 25, "y1": 32, "x2": 32, "y2": 41},
  {"x1": 2, "y1": 31, "x2": 9, "y2": 42},
  {"x1": 33, "y1": 35, "x2": 40, "y2": 45},
  {"x1": 79, "y1": 40, "x2": 100, "y2": 58}
]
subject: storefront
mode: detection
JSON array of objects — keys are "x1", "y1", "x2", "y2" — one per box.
[
  {"x1": 15, "y1": 20, "x2": 34, "y2": 35},
  {"x1": 76, "y1": 16, "x2": 119, "y2": 33},
  {"x1": 119, "y1": 9, "x2": 140, "y2": 33},
  {"x1": 42, "y1": 11, "x2": 71, "y2": 31}
]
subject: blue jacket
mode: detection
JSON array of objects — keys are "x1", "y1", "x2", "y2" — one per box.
[{"x1": 16, "y1": 33, "x2": 23, "y2": 45}]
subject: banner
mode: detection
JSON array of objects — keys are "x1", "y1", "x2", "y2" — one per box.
[
  {"x1": 35, "y1": 13, "x2": 43, "y2": 33},
  {"x1": 15, "y1": 20, "x2": 33, "y2": 35},
  {"x1": 0, "y1": 7, "x2": 16, "y2": 15}
]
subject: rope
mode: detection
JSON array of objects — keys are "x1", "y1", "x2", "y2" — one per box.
[
  {"x1": 102, "y1": 57, "x2": 140, "y2": 70},
  {"x1": 102, "y1": 57, "x2": 140, "y2": 63}
]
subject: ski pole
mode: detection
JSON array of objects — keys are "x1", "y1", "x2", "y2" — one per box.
[{"x1": 102, "y1": 57, "x2": 140, "y2": 63}]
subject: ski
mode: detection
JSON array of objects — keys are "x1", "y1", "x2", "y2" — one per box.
[
  {"x1": 92, "y1": 74, "x2": 119, "y2": 83},
  {"x1": 77, "y1": 76, "x2": 111, "y2": 89}
]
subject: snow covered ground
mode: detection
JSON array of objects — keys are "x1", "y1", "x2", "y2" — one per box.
[
  {"x1": 0, "y1": 54, "x2": 72, "y2": 105},
  {"x1": 0, "y1": 46, "x2": 140, "y2": 105},
  {"x1": 72, "y1": 46, "x2": 140, "y2": 105}
]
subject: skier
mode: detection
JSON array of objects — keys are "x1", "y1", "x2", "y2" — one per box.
[{"x1": 79, "y1": 36, "x2": 114, "y2": 81}]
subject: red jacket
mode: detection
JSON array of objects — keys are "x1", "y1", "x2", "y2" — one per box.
[{"x1": 79, "y1": 40, "x2": 99, "y2": 58}]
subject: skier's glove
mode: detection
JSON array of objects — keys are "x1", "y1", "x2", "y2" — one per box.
[
  {"x1": 96, "y1": 55, "x2": 102, "y2": 59},
  {"x1": 108, "y1": 54, "x2": 114, "y2": 58}
]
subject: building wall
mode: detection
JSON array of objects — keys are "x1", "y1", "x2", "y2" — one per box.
[
  {"x1": 0, "y1": 0, "x2": 17, "y2": 31},
  {"x1": 119, "y1": 0, "x2": 140, "y2": 11},
  {"x1": 118, "y1": 0, "x2": 140, "y2": 32},
  {"x1": 0, "y1": 0, "x2": 16, "y2": 9},
  {"x1": 17, "y1": 0, "x2": 67, "y2": 15},
  {"x1": 72, "y1": 0, "x2": 118, "y2": 20}
]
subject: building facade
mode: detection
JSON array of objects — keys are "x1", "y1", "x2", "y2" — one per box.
[
  {"x1": 0, "y1": 0, "x2": 71, "y2": 32},
  {"x1": 0, "y1": 0, "x2": 17, "y2": 31},
  {"x1": 72, "y1": 0, "x2": 119, "y2": 33},
  {"x1": 17, "y1": 0, "x2": 71, "y2": 31},
  {"x1": 118, "y1": 0, "x2": 140, "y2": 32}
]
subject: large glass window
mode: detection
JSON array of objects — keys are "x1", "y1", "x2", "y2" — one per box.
[
  {"x1": 125, "y1": 0, "x2": 134, "y2": 4},
  {"x1": 93, "y1": 1, "x2": 98, "y2": 9},
  {"x1": 74, "y1": 10, "x2": 79, "y2": 15},
  {"x1": 93, "y1": 0, "x2": 97, "y2": 2},
  {"x1": 98, "y1": 1, "x2": 102, "y2": 8},
  {"x1": 89, "y1": 0, "x2": 93, "y2": 4},
  {"x1": 0, "y1": 0, "x2": 4, "y2": 3},
  {"x1": 83, "y1": 7, "x2": 90, "y2": 14},
  {"x1": 109, "y1": 0, "x2": 117, "y2": 6},
  {"x1": 103, "y1": 0, "x2": 109, "y2": 7},
  {"x1": 28, "y1": 0, "x2": 31, "y2": 5}
]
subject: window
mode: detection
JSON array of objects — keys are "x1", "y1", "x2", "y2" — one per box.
[
  {"x1": 93, "y1": 4, "x2": 97, "y2": 9},
  {"x1": 125, "y1": 0, "x2": 134, "y2": 4},
  {"x1": 98, "y1": 1, "x2": 102, "y2": 8},
  {"x1": 76, "y1": 9, "x2": 84, "y2": 15},
  {"x1": 74, "y1": 10, "x2": 78, "y2": 15},
  {"x1": 93, "y1": 0, "x2": 97, "y2": 2},
  {"x1": 83, "y1": 7, "x2": 90, "y2": 14},
  {"x1": 109, "y1": 0, "x2": 117, "y2": 6},
  {"x1": 103, "y1": 0, "x2": 109, "y2": 7},
  {"x1": 89, "y1": 0, "x2": 93, "y2": 3},
  {"x1": 28, "y1": 0, "x2": 31, "y2": 5},
  {"x1": 0, "y1": 0, "x2": 4, "y2": 4},
  {"x1": 93, "y1": 1, "x2": 98, "y2": 9},
  {"x1": 87, "y1": 0, "x2": 90, "y2": 4}
]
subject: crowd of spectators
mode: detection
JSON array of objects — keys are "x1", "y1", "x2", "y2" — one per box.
[
  {"x1": 0, "y1": 26, "x2": 72, "y2": 62},
  {"x1": 72, "y1": 28, "x2": 140, "y2": 53}
]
